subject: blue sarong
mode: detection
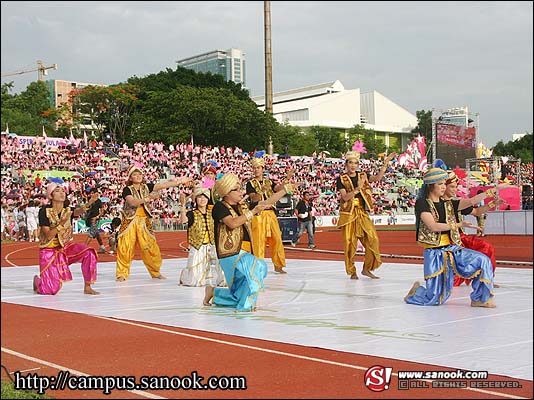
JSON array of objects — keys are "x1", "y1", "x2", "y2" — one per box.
[
  {"x1": 405, "y1": 244, "x2": 494, "y2": 306},
  {"x1": 214, "y1": 250, "x2": 268, "y2": 311}
]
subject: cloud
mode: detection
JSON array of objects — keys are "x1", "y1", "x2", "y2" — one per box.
[{"x1": 1, "y1": 1, "x2": 532, "y2": 147}]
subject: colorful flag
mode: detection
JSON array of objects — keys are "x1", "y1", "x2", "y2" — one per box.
[{"x1": 398, "y1": 135, "x2": 427, "y2": 171}]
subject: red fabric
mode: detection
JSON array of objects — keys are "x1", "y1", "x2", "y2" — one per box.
[{"x1": 454, "y1": 232, "x2": 496, "y2": 287}]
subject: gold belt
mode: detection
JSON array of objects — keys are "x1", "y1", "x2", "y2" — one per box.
[
  {"x1": 423, "y1": 234, "x2": 451, "y2": 249},
  {"x1": 241, "y1": 240, "x2": 251, "y2": 252},
  {"x1": 353, "y1": 198, "x2": 364, "y2": 208}
]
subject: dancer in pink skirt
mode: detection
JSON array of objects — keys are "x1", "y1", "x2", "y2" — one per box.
[{"x1": 34, "y1": 183, "x2": 100, "y2": 295}]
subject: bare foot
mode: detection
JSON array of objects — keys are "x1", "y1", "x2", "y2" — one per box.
[
  {"x1": 33, "y1": 275, "x2": 39, "y2": 293},
  {"x1": 203, "y1": 286, "x2": 214, "y2": 306},
  {"x1": 471, "y1": 299, "x2": 496, "y2": 308},
  {"x1": 362, "y1": 269, "x2": 380, "y2": 279},
  {"x1": 84, "y1": 285, "x2": 100, "y2": 295},
  {"x1": 116, "y1": 276, "x2": 126, "y2": 282},
  {"x1": 274, "y1": 267, "x2": 287, "y2": 274},
  {"x1": 404, "y1": 281, "x2": 420, "y2": 302},
  {"x1": 350, "y1": 272, "x2": 359, "y2": 280},
  {"x1": 153, "y1": 274, "x2": 167, "y2": 280},
  {"x1": 493, "y1": 283, "x2": 500, "y2": 288}
]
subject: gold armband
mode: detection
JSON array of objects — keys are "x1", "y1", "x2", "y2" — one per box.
[
  {"x1": 143, "y1": 197, "x2": 150, "y2": 204},
  {"x1": 485, "y1": 188, "x2": 496, "y2": 198},
  {"x1": 487, "y1": 200, "x2": 496, "y2": 209},
  {"x1": 244, "y1": 210, "x2": 253, "y2": 222},
  {"x1": 56, "y1": 225, "x2": 65, "y2": 232},
  {"x1": 283, "y1": 183, "x2": 294, "y2": 195}
]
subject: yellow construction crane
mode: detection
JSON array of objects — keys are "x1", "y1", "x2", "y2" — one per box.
[{"x1": 1, "y1": 60, "x2": 58, "y2": 80}]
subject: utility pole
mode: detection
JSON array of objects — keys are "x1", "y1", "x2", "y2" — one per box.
[
  {"x1": 264, "y1": 1, "x2": 273, "y2": 154},
  {"x1": 264, "y1": 1, "x2": 273, "y2": 114}
]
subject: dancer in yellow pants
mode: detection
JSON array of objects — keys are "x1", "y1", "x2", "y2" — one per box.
[
  {"x1": 116, "y1": 165, "x2": 192, "y2": 281},
  {"x1": 336, "y1": 144, "x2": 396, "y2": 279},
  {"x1": 246, "y1": 157, "x2": 294, "y2": 274}
]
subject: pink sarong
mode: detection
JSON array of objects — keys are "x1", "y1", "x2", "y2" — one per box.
[{"x1": 36, "y1": 242, "x2": 97, "y2": 295}]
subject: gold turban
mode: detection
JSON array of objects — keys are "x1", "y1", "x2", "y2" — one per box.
[
  {"x1": 127, "y1": 165, "x2": 143, "y2": 179},
  {"x1": 213, "y1": 174, "x2": 241, "y2": 198},
  {"x1": 250, "y1": 157, "x2": 265, "y2": 168},
  {"x1": 344, "y1": 151, "x2": 360, "y2": 161},
  {"x1": 192, "y1": 185, "x2": 211, "y2": 199}
]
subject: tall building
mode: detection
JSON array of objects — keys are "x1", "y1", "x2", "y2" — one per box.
[{"x1": 176, "y1": 48, "x2": 246, "y2": 87}]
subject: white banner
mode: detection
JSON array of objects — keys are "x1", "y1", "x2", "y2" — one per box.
[{"x1": 314, "y1": 214, "x2": 416, "y2": 228}]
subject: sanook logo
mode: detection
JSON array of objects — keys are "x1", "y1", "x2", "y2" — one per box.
[{"x1": 364, "y1": 366, "x2": 392, "y2": 392}]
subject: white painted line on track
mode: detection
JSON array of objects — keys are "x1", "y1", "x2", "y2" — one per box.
[
  {"x1": 91, "y1": 316, "x2": 528, "y2": 399},
  {"x1": 1, "y1": 347, "x2": 165, "y2": 399}
]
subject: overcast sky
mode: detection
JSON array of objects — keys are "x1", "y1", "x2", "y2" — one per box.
[{"x1": 1, "y1": 1, "x2": 532, "y2": 147}]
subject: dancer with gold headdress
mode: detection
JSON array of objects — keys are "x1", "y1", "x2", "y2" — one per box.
[
  {"x1": 179, "y1": 186, "x2": 226, "y2": 287},
  {"x1": 115, "y1": 165, "x2": 193, "y2": 282},
  {"x1": 336, "y1": 143, "x2": 396, "y2": 279},
  {"x1": 203, "y1": 174, "x2": 294, "y2": 311},
  {"x1": 246, "y1": 157, "x2": 294, "y2": 274},
  {"x1": 404, "y1": 168, "x2": 496, "y2": 307},
  {"x1": 33, "y1": 182, "x2": 100, "y2": 295}
]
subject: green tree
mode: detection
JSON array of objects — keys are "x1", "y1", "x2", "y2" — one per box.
[
  {"x1": 347, "y1": 125, "x2": 386, "y2": 158},
  {"x1": 1, "y1": 81, "x2": 51, "y2": 136},
  {"x1": 412, "y1": 110, "x2": 433, "y2": 145},
  {"x1": 127, "y1": 66, "x2": 250, "y2": 101},
  {"x1": 492, "y1": 133, "x2": 532, "y2": 163},
  {"x1": 71, "y1": 84, "x2": 139, "y2": 142},
  {"x1": 133, "y1": 85, "x2": 271, "y2": 149},
  {"x1": 308, "y1": 126, "x2": 346, "y2": 157}
]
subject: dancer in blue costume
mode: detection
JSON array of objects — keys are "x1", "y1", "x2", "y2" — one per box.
[
  {"x1": 203, "y1": 173, "x2": 294, "y2": 311},
  {"x1": 404, "y1": 168, "x2": 496, "y2": 308}
]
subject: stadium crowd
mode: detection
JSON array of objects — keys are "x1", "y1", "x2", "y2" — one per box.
[{"x1": 1, "y1": 134, "x2": 532, "y2": 241}]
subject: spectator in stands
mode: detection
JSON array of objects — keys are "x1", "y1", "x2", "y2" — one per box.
[
  {"x1": 336, "y1": 147, "x2": 396, "y2": 280},
  {"x1": 115, "y1": 164, "x2": 193, "y2": 282},
  {"x1": 34, "y1": 182, "x2": 99, "y2": 295},
  {"x1": 246, "y1": 157, "x2": 293, "y2": 274},
  {"x1": 292, "y1": 191, "x2": 315, "y2": 249},
  {"x1": 108, "y1": 217, "x2": 121, "y2": 254},
  {"x1": 1, "y1": 203, "x2": 10, "y2": 240},
  {"x1": 25, "y1": 200, "x2": 40, "y2": 242},
  {"x1": 179, "y1": 186, "x2": 225, "y2": 287},
  {"x1": 203, "y1": 173, "x2": 292, "y2": 310},
  {"x1": 404, "y1": 168, "x2": 495, "y2": 308},
  {"x1": 84, "y1": 187, "x2": 108, "y2": 253}
]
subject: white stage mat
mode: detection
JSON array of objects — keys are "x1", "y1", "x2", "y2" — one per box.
[{"x1": 1, "y1": 259, "x2": 532, "y2": 380}]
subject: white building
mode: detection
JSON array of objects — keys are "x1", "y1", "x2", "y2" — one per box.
[{"x1": 252, "y1": 80, "x2": 417, "y2": 150}]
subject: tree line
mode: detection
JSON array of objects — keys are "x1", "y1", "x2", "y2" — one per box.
[{"x1": 1, "y1": 66, "x2": 531, "y2": 161}]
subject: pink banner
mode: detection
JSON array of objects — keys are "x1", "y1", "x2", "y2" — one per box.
[
  {"x1": 469, "y1": 186, "x2": 521, "y2": 211},
  {"x1": 437, "y1": 124, "x2": 476, "y2": 149}
]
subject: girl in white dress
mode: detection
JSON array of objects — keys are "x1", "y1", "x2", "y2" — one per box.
[{"x1": 179, "y1": 186, "x2": 226, "y2": 287}]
